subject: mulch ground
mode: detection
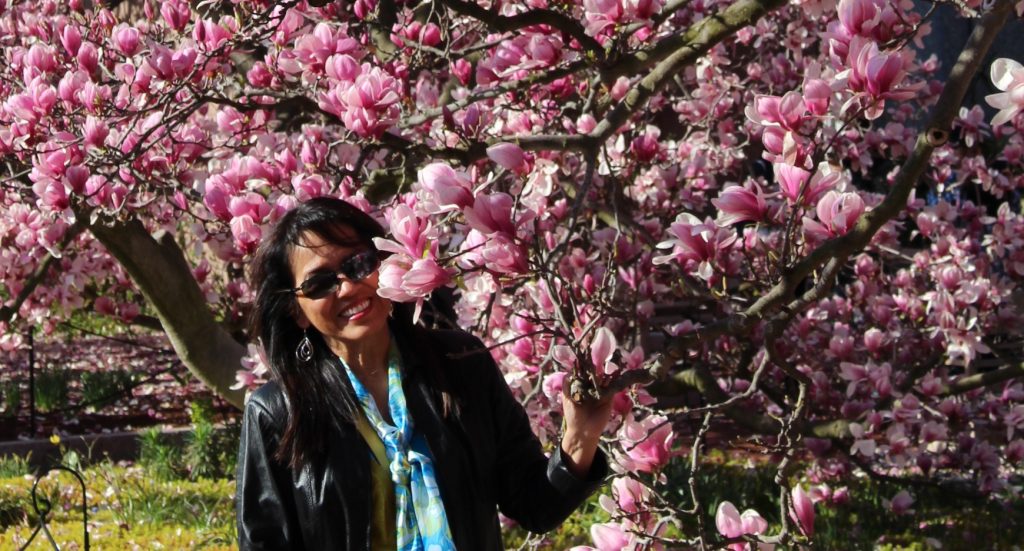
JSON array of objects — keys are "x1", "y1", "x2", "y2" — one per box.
[{"x1": 0, "y1": 333, "x2": 238, "y2": 442}]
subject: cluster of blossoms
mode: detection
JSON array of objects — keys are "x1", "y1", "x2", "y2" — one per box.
[{"x1": 2, "y1": 0, "x2": 1024, "y2": 547}]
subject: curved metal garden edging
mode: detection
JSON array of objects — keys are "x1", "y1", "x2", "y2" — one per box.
[{"x1": 18, "y1": 464, "x2": 89, "y2": 551}]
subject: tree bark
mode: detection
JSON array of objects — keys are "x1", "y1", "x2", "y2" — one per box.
[{"x1": 89, "y1": 218, "x2": 246, "y2": 409}]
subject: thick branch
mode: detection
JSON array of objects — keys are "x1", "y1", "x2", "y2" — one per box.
[
  {"x1": 592, "y1": 0, "x2": 787, "y2": 135},
  {"x1": 943, "y1": 362, "x2": 1024, "y2": 395},
  {"x1": 439, "y1": 0, "x2": 606, "y2": 58},
  {"x1": 88, "y1": 217, "x2": 246, "y2": 408}
]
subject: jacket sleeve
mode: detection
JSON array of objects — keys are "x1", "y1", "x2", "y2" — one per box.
[
  {"x1": 235, "y1": 389, "x2": 303, "y2": 550},
  {"x1": 481, "y1": 346, "x2": 608, "y2": 533}
]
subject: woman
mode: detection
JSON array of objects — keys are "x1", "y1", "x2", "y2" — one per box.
[{"x1": 236, "y1": 197, "x2": 612, "y2": 550}]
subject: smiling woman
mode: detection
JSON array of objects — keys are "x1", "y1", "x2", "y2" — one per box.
[{"x1": 236, "y1": 197, "x2": 613, "y2": 550}]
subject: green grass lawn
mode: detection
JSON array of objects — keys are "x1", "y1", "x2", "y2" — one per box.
[{"x1": 2, "y1": 452, "x2": 1022, "y2": 550}]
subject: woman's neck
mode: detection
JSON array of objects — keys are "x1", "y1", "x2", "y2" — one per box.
[{"x1": 329, "y1": 329, "x2": 391, "y2": 378}]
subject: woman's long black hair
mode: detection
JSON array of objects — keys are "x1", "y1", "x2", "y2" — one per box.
[{"x1": 249, "y1": 197, "x2": 439, "y2": 469}]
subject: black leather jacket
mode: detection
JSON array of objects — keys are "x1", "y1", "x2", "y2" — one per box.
[{"x1": 235, "y1": 328, "x2": 607, "y2": 550}]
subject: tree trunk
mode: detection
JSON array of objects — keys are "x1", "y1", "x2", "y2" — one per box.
[{"x1": 89, "y1": 218, "x2": 246, "y2": 409}]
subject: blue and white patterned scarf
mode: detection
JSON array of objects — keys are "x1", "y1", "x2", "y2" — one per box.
[{"x1": 342, "y1": 343, "x2": 456, "y2": 551}]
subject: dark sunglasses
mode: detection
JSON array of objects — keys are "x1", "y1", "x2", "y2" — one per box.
[{"x1": 286, "y1": 249, "x2": 381, "y2": 299}]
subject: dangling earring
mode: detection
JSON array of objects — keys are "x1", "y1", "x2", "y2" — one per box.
[
  {"x1": 386, "y1": 301, "x2": 394, "y2": 318},
  {"x1": 296, "y1": 328, "x2": 314, "y2": 363}
]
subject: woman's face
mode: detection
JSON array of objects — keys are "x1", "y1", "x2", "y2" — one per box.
[{"x1": 288, "y1": 228, "x2": 390, "y2": 353}]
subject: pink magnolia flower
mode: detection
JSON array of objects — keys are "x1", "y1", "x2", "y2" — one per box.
[
  {"x1": 464, "y1": 193, "x2": 515, "y2": 236},
  {"x1": 616, "y1": 414, "x2": 674, "y2": 472},
  {"x1": 790, "y1": 486, "x2": 815, "y2": 536},
  {"x1": 803, "y1": 78, "x2": 832, "y2": 116},
  {"x1": 61, "y1": 25, "x2": 82, "y2": 56},
  {"x1": 193, "y1": 18, "x2": 236, "y2": 51},
  {"x1": 745, "y1": 91, "x2": 806, "y2": 131},
  {"x1": 230, "y1": 214, "x2": 261, "y2": 254},
  {"x1": 715, "y1": 502, "x2": 745, "y2": 537},
  {"x1": 840, "y1": 37, "x2": 920, "y2": 119},
  {"x1": 590, "y1": 326, "x2": 618, "y2": 377},
  {"x1": 377, "y1": 255, "x2": 419, "y2": 302},
  {"x1": 417, "y1": 163, "x2": 473, "y2": 212},
  {"x1": 777, "y1": 162, "x2": 843, "y2": 206},
  {"x1": 477, "y1": 34, "x2": 563, "y2": 83},
  {"x1": 1006, "y1": 440, "x2": 1024, "y2": 464},
  {"x1": 630, "y1": 125, "x2": 661, "y2": 163},
  {"x1": 462, "y1": 231, "x2": 529, "y2": 275},
  {"x1": 294, "y1": 22, "x2": 360, "y2": 72},
  {"x1": 610, "y1": 476, "x2": 650, "y2": 514},
  {"x1": 716, "y1": 501, "x2": 768, "y2": 550},
  {"x1": 24, "y1": 44, "x2": 58, "y2": 76},
  {"x1": 376, "y1": 254, "x2": 451, "y2": 322},
  {"x1": 77, "y1": 42, "x2": 99, "y2": 75},
  {"x1": 247, "y1": 62, "x2": 273, "y2": 87},
  {"x1": 6, "y1": 77, "x2": 57, "y2": 123},
  {"x1": 373, "y1": 204, "x2": 432, "y2": 258},
  {"x1": 403, "y1": 258, "x2": 452, "y2": 296},
  {"x1": 63, "y1": 165, "x2": 89, "y2": 194},
  {"x1": 624, "y1": 0, "x2": 663, "y2": 20},
  {"x1": 94, "y1": 296, "x2": 117, "y2": 316},
  {"x1": 827, "y1": 0, "x2": 902, "y2": 59},
  {"x1": 920, "y1": 421, "x2": 948, "y2": 443},
  {"x1": 1006, "y1": 405, "x2": 1024, "y2": 440},
  {"x1": 228, "y1": 192, "x2": 271, "y2": 222},
  {"x1": 391, "y1": 21, "x2": 442, "y2": 48},
  {"x1": 353, "y1": 0, "x2": 378, "y2": 19},
  {"x1": 712, "y1": 185, "x2": 767, "y2": 226},
  {"x1": 451, "y1": 58, "x2": 472, "y2": 85},
  {"x1": 774, "y1": 163, "x2": 811, "y2": 204},
  {"x1": 886, "y1": 490, "x2": 914, "y2": 515},
  {"x1": 985, "y1": 58, "x2": 1024, "y2": 127},
  {"x1": 487, "y1": 143, "x2": 527, "y2": 172},
  {"x1": 542, "y1": 371, "x2": 567, "y2": 401},
  {"x1": 836, "y1": 0, "x2": 897, "y2": 41},
  {"x1": 325, "y1": 54, "x2": 361, "y2": 83},
  {"x1": 32, "y1": 179, "x2": 68, "y2": 210},
  {"x1": 803, "y1": 191, "x2": 865, "y2": 240},
  {"x1": 583, "y1": 0, "x2": 624, "y2": 36},
  {"x1": 112, "y1": 25, "x2": 141, "y2": 56},
  {"x1": 161, "y1": 0, "x2": 191, "y2": 32},
  {"x1": 83, "y1": 116, "x2": 108, "y2": 150},
  {"x1": 653, "y1": 213, "x2": 737, "y2": 280},
  {"x1": 589, "y1": 522, "x2": 631, "y2": 551},
  {"x1": 291, "y1": 174, "x2": 328, "y2": 202},
  {"x1": 336, "y1": 65, "x2": 402, "y2": 139}
]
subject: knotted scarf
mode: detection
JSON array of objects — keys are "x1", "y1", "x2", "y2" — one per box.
[{"x1": 342, "y1": 343, "x2": 456, "y2": 551}]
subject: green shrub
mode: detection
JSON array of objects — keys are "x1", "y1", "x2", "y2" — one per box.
[
  {"x1": 33, "y1": 365, "x2": 70, "y2": 413},
  {"x1": 0, "y1": 454, "x2": 31, "y2": 479},
  {"x1": 80, "y1": 369, "x2": 134, "y2": 409},
  {"x1": 0, "y1": 380, "x2": 19, "y2": 417},
  {"x1": 184, "y1": 400, "x2": 239, "y2": 480},
  {"x1": 137, "y1": 427, "x2": 179, "y2": 481}
]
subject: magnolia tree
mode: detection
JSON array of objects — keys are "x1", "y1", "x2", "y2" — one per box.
[{"x1": 2, "y1": 0, "x2": 1024, "y2": 546}]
